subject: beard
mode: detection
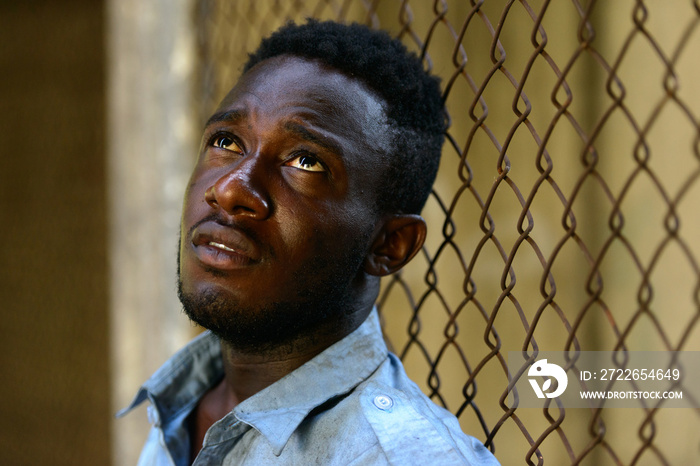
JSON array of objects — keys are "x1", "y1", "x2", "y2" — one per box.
[{"x1": 176, "y1": 233, "x2": 370, "y2": 353}]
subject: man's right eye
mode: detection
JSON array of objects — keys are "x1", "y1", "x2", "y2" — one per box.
[{"x1": 212, "y1": 135, "x2": 243, "y2": 154}]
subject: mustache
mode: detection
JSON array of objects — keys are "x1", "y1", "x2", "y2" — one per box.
[{"x1": 188, "y1": 213, "x2": 244, "y2": 238}]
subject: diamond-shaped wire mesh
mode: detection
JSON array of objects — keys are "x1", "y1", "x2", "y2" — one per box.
[{"x1": 195, "y1": 1, "x2": 700, "y2": 464}]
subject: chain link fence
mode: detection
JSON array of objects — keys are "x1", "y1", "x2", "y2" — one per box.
[{"x1": 194, "y1": 1, "x2": 700, "y2": 464}]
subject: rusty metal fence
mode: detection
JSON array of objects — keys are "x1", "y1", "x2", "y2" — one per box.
[{"x1": 194, "y1": 1, "x2": 700, "y2": 464}]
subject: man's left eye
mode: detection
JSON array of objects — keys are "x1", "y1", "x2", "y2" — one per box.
[{"x1": 288, "y1": 154, "x2": 326, "y2": 172}]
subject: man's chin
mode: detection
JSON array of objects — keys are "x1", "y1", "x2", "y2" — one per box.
[{"x1": 177, "y1": 284, "x2": 331, "y2": 352}]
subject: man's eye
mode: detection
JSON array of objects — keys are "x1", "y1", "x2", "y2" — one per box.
[
  {"x1": 288, "y1": 154, "x2": 326, "y2": 172},
  {"x1": 212, "y1": 135, "x2": 243, "y2": 154}
]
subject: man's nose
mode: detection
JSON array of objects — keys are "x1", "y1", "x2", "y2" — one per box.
[{"x1": 204, "y1": 156, "x2": 271, "y2": 220}]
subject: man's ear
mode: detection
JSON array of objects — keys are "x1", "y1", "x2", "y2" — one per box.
[{"x1": 364, "y1": 214, "x2": 427, "y2": 277}]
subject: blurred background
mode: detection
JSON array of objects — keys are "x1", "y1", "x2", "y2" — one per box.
[
  {"x1": 0, "y1": 0, "x2": 110, "y2": 464},
  {"x1": 1, "y1": 0, "x2": 699, "y2": 465}
]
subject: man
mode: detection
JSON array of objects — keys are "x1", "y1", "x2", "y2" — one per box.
[{"x1": 120, "y1": 20, "x2": 499, "y2": 465}]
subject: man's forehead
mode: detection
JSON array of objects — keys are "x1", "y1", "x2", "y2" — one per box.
[
  {"x1": 214, "y1": 55, "x2": 392, "y2": 152},
  {"x1": 222, "y1": 57, "x2": 384, "y2": 117}
]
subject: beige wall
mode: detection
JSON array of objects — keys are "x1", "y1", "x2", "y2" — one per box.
[{"x1": 107, "y1": 0, "x2": 199, "y2": 464}]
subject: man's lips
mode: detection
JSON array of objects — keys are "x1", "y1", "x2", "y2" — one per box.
[{"x1": 190, "y1": 222, "x2": 261, "y2": 270}]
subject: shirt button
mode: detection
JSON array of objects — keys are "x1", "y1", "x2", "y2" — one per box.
[{"x1": 373, "y1": 394, "x2": 394, "y2": 411}]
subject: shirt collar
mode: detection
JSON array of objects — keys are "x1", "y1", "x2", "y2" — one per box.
[
  {"x1": 117, "y1": 330, "x2": 224, "y2": 422},
  {"x1": 232, "y1": 308, "x2": 388, "y2": 455},
  {"x1": 118, "y1": 308, "x2": 388, "y2": 456}
]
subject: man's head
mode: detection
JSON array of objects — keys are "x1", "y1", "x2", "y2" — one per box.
[
  {"x1": 177, "y1": 20, "x2": 445, "y2": 351},
  {"x1": 244, "y1": 19, "x2": 446, "y2": 215}
]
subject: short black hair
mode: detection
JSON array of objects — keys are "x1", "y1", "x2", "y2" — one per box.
[{"x1": 243, "y1": 19, "x2": 445, "y2": 214}]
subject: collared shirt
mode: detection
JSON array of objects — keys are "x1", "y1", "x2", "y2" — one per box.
[{"x1": 119, "y1": 309, "x2": 500, "y2": 465}]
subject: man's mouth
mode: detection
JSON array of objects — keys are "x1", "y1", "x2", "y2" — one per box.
[{"x1": 189, "y1": 221, "x2": 261, "y2": 270}]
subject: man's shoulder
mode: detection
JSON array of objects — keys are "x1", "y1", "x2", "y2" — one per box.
[
  {"x1": 292, "y1": 353, "x2": 499, "y2": 465},
  {"x1": 354, "y1": 355, "x2": 498, "y2": 465}
]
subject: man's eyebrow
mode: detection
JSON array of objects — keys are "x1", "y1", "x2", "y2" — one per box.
[
  {"x1": 205, "y1": 109, "x2": 247, "y2": 128},
  {"x1": 283, "y1": 121, "x2": 343, "y2": 156}
]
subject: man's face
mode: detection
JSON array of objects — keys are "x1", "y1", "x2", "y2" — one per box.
[{"x1": 178, "y1": 56, "x2": 391, "y2": 349}]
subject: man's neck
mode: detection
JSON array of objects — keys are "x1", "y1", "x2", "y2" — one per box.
[{"x1": 217, "y1": 305, "x2": 371, "y2": 407}]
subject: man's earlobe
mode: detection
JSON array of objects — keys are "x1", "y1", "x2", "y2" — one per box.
[{"x1": 364, "y1": 214, "x2": 427, "y2": 277}]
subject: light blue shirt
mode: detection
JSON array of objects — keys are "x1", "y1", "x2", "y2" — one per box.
[{"x1": 119, "y1": 309, "x2": 500, "y2": 465}]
